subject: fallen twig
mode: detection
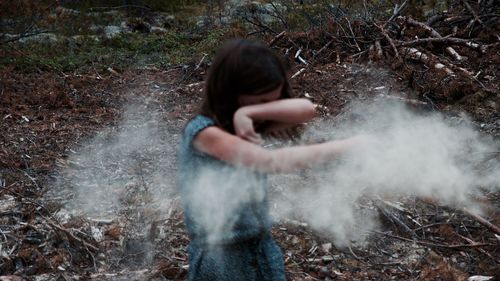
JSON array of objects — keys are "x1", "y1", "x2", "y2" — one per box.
[
  {"x1": 46, "y1": 220, "x2": 99, "y2": 252},
  {"x1": 0, "y1": 0, "x2": 57, "y2": 45},
  {"x1": 0, "y1": 30, "x2": 50, "y2": 45},
  {"x1": 345, "y1": 18, "x2": 361, "y2": 52},
  {"x1": 384, "y1": 0, "x2": 409, "y2": 28},
  {"x1": 463, "y1": 208, "x2": 500, "y2": 236},
  {"x1": 243, "y1": 16, "x2": 278, "y2": 35},
  {"x1": 376, "y1": 201, "x2": 417, "y2": 238},
  {"x1": 314, "y1": 39, "x2": 334, "y2": 58},
  {"x1": 373, "y1": 40, "x2": 383, "y2": 60},
  {"x1": 87, "y1": 5, "x2": 151, "y2": 12},
  {"x1": 194, "y1": 53, "x2": 208, "y2": 71},
  {"x1": 347, "y1": 244, "x2": 367, "y2": 265},
  {"x1": 398, "y1": 37, "x2": 486, "y2": 53},
  {"x1": 457, "y1": 233, "x2": 495, "y2": 260},
  {"x1": 372, "y1": 231, "x2": 495, "y2": 249},
  {"x1": 295, "y1": 49, "x2": 309, "y2": 65},
  {"x1": 401, "y1": 47, "x2": 454, "y2": 75},
  {"x1": 268, "y1": 31, "x2": 286, "y2": 46},
  {"x1": 373, "y1": 22, "x2": 400, "y2": 59},
  {"x1": 460, "y1": 0, "x2": 485, "y2": 28},
  {"x1": 290, "y1": 68, "x2": 306, "y2": 79},
  {"x1": 403, "y1": 16, "x2": 464, "y2": 61},
  {"x1": 377, "y1": 94, "x2": 428, "y2": 106},
  {"x1": 269, "y1": 2, "x2": 289, "y2": 29}
]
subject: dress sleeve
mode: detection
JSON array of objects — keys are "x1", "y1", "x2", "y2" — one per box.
[{"x1": 182, "y1": 115, "x2": 216, "y2": 153}]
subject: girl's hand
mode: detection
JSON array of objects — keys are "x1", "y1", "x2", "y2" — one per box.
[
  {"x1": 265, "y1": 123, "x2": 305, "y2": 141},
  {"x1": 233, "y1": 109, "x2": 263, "y2": 145}
]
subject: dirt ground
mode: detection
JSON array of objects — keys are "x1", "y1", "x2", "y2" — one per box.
[
  {"x1": 1, "y1": 2, "x2": 499, "y2": 280},
  {"x1": 1, "y1": 55, "x2": 499, "y2": 280}
]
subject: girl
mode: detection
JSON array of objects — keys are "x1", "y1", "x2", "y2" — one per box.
[{"x1": 178, "y1": 39, "x2": 362, "y2": 281}]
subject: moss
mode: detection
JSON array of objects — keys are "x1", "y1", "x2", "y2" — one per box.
[
  {"x1": 0, "y1": 25, "x2": 231, "y2": 73},
  {"x1": 194, "y1": 28, "x2": 228, "y2": 54}
]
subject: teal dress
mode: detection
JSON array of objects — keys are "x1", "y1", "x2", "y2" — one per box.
[{"x1": 178, "y1": 115, "x2": 286, "y2": 281}]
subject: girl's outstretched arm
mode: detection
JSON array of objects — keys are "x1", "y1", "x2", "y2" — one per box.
[{"x1": 193, "y1": 126, "x2": 362, "y2": 173}]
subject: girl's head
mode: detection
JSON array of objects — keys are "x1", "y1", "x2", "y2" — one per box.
[{"x1": 201, "y1": 38, "x2": 292, "y2": 133}]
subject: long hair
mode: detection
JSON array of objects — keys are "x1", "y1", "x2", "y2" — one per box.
[{"x1": 200, "y1": 39, "x2": 292, "y2": 133}]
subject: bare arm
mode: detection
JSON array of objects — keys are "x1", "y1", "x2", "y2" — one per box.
[
  {"x1": 233, "y1": 98, "x2": 315, "y2": 143},
  {"x1": 193, "y1": 126, "x2": 360, "y2": 173},
  {"x1": 235, "y1": 98, "x2": 315, "y2": 124}
]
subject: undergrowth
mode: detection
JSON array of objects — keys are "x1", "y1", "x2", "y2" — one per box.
[
  {"x1": 1, "y1": 29, "x2": 227, "y2": 73},
  {"x1": 0, "y1": 0, "x2": 454, "y2": 73},
  {"x1": 0, "y1": 0, "x2": 228, "y2": 74}
]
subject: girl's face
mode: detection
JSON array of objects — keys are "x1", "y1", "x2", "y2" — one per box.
[{"x1": 238, "y1": 85, "x2": 282, "y2": 107}]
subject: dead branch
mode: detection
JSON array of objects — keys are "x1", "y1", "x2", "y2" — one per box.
[
  {"x1": 314, "y1": 39, "x2": 334, "y2": 58},
  {"x1": 373, "y1": 231, "x2": 496, "y2": 249},
  {"x1": 443, "y1": 45, "x2": 463, "y2": 61},
  {"x1": 243, "y1": 16, "x2": 278, "y2": 35},
  {"x1": 376, "y1": 201, "x2": 417, "y2": 238},
  {"x1": 374, "y1": 40, "x2": 383, "y2": 60},
  {"x1": 46, "y1": 220, "x2": 99, "y2": 252},
  {"x1": 461, "y1": 0, "x2": 485, "y2": 28},
  {"x1": 347, "y1": 244, "x2": 367, "y2": 264},
  {"x1": 0, "y1": 0, "x2": 57, "y2": 45},
  {"x1": 402, "y1": 45, "x2": 478, "y2": 83},
  {"x1": 269, "y1": 2, "x2": 289, "y2": 29},
  {"x1": 426, "y1": 14, "x2": 446, "y2": 27},
  {"x1": 335, "y1": 20, "x2": 360, "y2": 52},
  {"x1": 398, "y1": 37, "x2": 486, "y2": 53},
  {"x1": 463, "y1": 208, "x2": 500, "y2": 235},
  {"x1": 413, "y1": 222, "x2": 451, "y2": 232},
  {"x1": 457, "y1": 233, "x2": 495, "y2": 260},
  {"x1": 403, "y1": 17, "x2": 464, "y2": 61},
  {"x1": 401, "y1": 47, "x2": 454, "y2": 75},
  {"x1": 404, "y1": 17, "x2": 441, "y2": 37},
  {"x1": 373, "y1": 22, "x2": 400, "y2": 59},
  {"x1": 384, "y1": 0, "x2": 409, "y2": 28},
  {"x1": 0, "y1": 30, "x2": 50, "y2": 45},
  {"x1": 295, "y1": 49, "x2": 309, "y2": 65},
  {"x1": 194, "y1": 53, "x2": 208, "y2": 71},
  {"x1": 344, "y1": 18, "x2": 361, "y2": 52},
  {"x1": 87, "y1": 5, "x2": 152, "y2": 12},
  {"x1": 377, "y1": 94, "x2": 428, "y2": 106},
  {"x1": 291, "y1": 68, "x2": 306, "y2": 79},
  {"x1": 269, "y1": 31, "x2": 286, "y2": 46}
]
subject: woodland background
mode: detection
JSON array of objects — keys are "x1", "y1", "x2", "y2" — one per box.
[{"x1": 0, "y1": 0, "x2": 498, "y2": 280}]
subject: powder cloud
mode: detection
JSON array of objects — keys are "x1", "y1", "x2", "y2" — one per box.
[{"x1": 272, "y1": 100, "x2": 499, "y2": 245}]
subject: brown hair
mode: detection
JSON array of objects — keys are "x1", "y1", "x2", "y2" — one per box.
[{"x1": 200, "y1": 38, "x2": 292, "y2": 133}]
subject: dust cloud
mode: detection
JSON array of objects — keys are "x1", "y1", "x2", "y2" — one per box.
[
  {"x1": 272, "y1": 100, "x2": 499, "y2": 245},
  {"x1": 50, "y1": 95, "x2": 498, "y2": 248},
  {"x1": 176, "y1": 99, "x2": 499, "y2": 247},
  {"x1": 185, "y1": 167, "x2": 267, "y2": 244},
  {"x1": 49, "y1": 99, "x2": 177, "y2": 221}
]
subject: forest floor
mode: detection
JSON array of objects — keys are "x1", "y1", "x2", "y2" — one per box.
[{"x1": 1, "y1": 1, "x2": 499, "y2": 280}]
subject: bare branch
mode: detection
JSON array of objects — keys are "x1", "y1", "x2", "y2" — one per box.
[
  {"x1": 463, "y1": 208, "x2": 500, "y2": 235},
  {"x1": 398, "y1": 37, "x2": 486, "y2": 53},
  {"x1": 404, "y1": 16, "x2": 465, "y2": 61},
  {"x1": 374, "y1": 22, "x2": 399, "y2": 59}
]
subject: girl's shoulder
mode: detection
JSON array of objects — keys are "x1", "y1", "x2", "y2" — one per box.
[{"x1": 183, "y1": 115, "x2": 217, "y2": 142}]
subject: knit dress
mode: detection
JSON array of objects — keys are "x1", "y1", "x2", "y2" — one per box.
[{"x1": 177, "y1": 115, "x2": 286, "y2": 281}]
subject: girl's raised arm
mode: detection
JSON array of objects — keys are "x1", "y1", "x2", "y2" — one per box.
[
  {"x1": 234, "y1": 98, "x2": 315, "y2": 125},
  {"x1": 233, "y1": 98, "x2": 316, "y2": 143},
  {"x1": 193, "y1": 126, "x2": 361, "y2": 173}
]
